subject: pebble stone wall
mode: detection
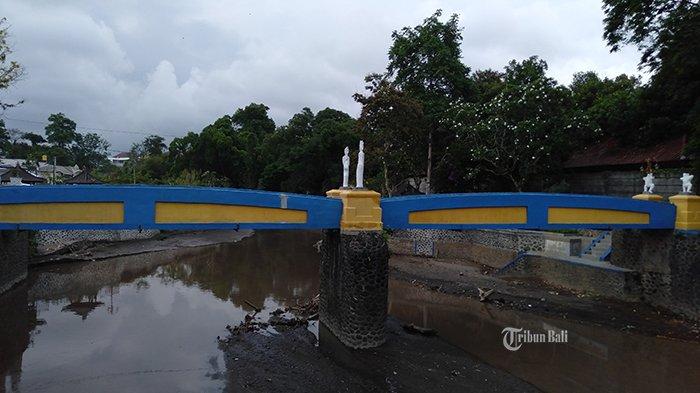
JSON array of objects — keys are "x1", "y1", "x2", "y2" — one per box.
[
  {"x1": 391, "y1": 229, "x2": 547, "y2": 253},
  {"x1": 319, "y1": 229, "x2": 389, "y2": 349},
  {"x1": 34, "y1": 229, "x2": 160, "y2": 255}
]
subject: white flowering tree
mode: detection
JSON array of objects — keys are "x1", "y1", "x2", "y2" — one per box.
[{"x1": 447, "y1": 57, "x2": 595, "y2": 191}]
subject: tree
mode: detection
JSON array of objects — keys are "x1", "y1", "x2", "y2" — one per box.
[
  {"x1": 0, "y1": 119, "x2": 8, "y2": 154},
  {"x1": 472, "y1": 69, "x2": 506, "y2": 103},
  {"x1": 231, "y1": 103, "x2": 276, "y2": 188},
  {"x1": 141, "y1": 135, "x2": 167, "y2": 156},
  {"x1": 0, "y1": 18, "x2": 24, "y2": 110},
  {"x1": 72, "y1": 132, "x2": 110, "y2": 169},
  {"x1": 603, "y1": 0, "x2": 698, "y2": 71},
  {"x1": 353, "y1": 74, "x2": 425, "y2": 195},
  {"x1": 603, "y1": 0, "x2": 699, "y2": 175},
  {"x1": 259, "y1": 107, "x2": 358, "y2": 194},
  {"x1": 22, "y1": 132, "x2": 46, "y2": 146},
  {"x1": 447, "y1": 57, "x2": 593, "y2": 191},
  {"x1": 169, "y1": 115, "x2": 248, "y2": 187},
  {"x1": 386, "y1": 10, "x2": 474, "y2": 191},
  {"x1": 570, "y1": 71, "x2": 641, "y2": 144},
  {"x1": 45, "y1": 113, "x2": 78, "y2": 148}
]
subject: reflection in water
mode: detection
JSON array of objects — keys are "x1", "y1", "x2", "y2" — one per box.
[
  {"x1": 3, "y1": 231, "x2": 698, "y2": 392},
  {"x1": 0, "y1": 230, "x2": 321, "y2": 393},
  {"x1": 389, "y1": 279, "x2": 700, "y2": 393}
]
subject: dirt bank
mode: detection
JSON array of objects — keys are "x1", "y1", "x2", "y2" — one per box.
[
  {"x1": 31, "y1": 230, "x2": 254, "y2": 264},
  {"x1": 389, "y1": 254, "x2": 700, "y2": 341},
  {"x1": 217, "y1": 317, "x2": 539, "y2": 392}
]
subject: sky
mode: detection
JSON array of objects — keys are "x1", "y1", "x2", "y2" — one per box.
[{"x1": 0, "y1": 0, "x2": 643, "y2": 152}]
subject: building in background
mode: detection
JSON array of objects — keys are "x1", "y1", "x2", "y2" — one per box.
[
  {"x1": 108, "y1": 152, "x2": 130, "y2": 167},
  {"x1": 64, "y1": 169, "x2": 102, "y2": 185},
  {"x1": 35, "y1": 163, "x2": 80, "y2": 184},
  {"x1": 0, "y1": 165, "x2": 46, "y2": 185},
  {"x1": 564, "y1": 135, "x2": 692, "y2": 197}
]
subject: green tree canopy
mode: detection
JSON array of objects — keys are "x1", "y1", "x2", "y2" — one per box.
[
  {"x1": 259, "y1": 107, "x2": 358, "y2": 194},
  {"x1": 22, "y1": 132, "x2": 46, "y2": 146},
  {"x1": 45, "y1": 113, "x2": 78, "y2": 148},
  {"x1": 353, "y1": 74, "x2": 425, "y2": 195},
  {"x1": 168, "y1": 103, "x2": 276, "y2": 188},
  {"x1": 570, "y1": 71, "x2": 641, "y2": 143},
  {"x1": 603, "y1": 0, "x2": 699, "y2": 173},
  {"x1": 386, "y1": 10, "x2": 474, "y2": 191},
  {"x1": 447, "y1": 57, "x2": 593, "y2": 191},
  {"x1": 72, "y1": 132, "x2": 110, "y2": 169},
  {"x1": 137, "y1": 135, "x2": 167, "y2": 156}
]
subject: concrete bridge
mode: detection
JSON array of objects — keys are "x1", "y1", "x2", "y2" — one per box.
[
  {"x1": 0, "y1": 185, "x2": 681, "y2": 231},
  {"x1": 0, "y1": 185, "x2": 697, "y2": 348}
]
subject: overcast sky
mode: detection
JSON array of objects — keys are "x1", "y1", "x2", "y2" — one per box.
[{"x1": 1, "y1": 0, "x2": 642, "y2": 152}]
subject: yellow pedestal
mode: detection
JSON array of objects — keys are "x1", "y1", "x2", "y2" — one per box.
[
  {"x1": 668, "y1": 194, "x2": 700, "y2": 231},
  {"x1": 326, "y1": 189, "x2": 382, "y2": 230},
  {"x1": 632, "y1": 193, "x2": 663, "y2": 202}
]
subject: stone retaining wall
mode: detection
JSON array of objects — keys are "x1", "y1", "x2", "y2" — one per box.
[
  {"x1": 612, "y1": 230, "x2": 700, "y2": 320},
  {"x1": 500, "y1": 253, "x2": 640, "y2": 300},
  {"x1": 34, "y1": 229, "x2": 160, "y2": 256},
  {"x1": 389, "y1": 229, "x2": 587, "y2": 266}
]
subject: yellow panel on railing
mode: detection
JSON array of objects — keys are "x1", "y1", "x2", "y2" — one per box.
[
  {"x1": 155, "y1": 202, "x2": 307, "y2": 223},
  {"x1": 409, "y1": 207, "x2": 527, "y2": 224},
  {"x1": 0, "y1": 202, "x2": 124, "y2": 223},
  {"x1": 548, "y1": 207, "x2": 649, "y2": 224}
]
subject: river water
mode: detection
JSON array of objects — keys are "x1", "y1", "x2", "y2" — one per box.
[{"x1": 1, "y1": 231, "x2": 698, "y2": 392}]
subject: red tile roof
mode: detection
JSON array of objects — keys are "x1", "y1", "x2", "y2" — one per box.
[{"x1": 564, "y1": 135, "x2": 688, "y2": 169}]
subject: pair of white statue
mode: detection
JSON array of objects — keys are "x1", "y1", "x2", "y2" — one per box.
[
  {"x1": 342, "y1": 141, "x2": 365, "y2": 189},
  {"x1": 643, "y1": 172, "x2": 694, "y2": 194}
]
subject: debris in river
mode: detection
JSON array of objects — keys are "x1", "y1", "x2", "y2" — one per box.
[
  {"x1": 477, "y1": 287, "x2": 494, "y2": 302},
  {"x1": 286, "y1": 294, "x2": 319, "y2": 317},
  {"x1": 269, "y1": 315, "x2": 307, "y2": 327},
  {"x1": 402, "y1": 323, "x2": 437, "y2": 336},
  {"x1": 244, "y1": 300, "x2": 262, "y2": 313}
]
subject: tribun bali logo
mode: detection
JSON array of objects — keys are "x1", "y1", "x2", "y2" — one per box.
[{"x1": 501, "y1": 327, "x2": 568, "y2": 351}]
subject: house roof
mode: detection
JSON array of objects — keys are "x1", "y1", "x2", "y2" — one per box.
[
  {"x1": 64, "y1": 169, "x2": 103, "y2": 184},
  {"x1": 113, "y1": 152, "x2": 131, "y2": 159},
  {"x1": 37, "y1": 163, "x2": 81, "y2": 177},
  {"x1": 0, "y1": 164, "x2": 46, "y2": 183},
  {"x1": 564, "y1": 135, "x2": 688, "y2": 170},
  {"x1": 0, "y1": 158, "x2": 28, "y2": 168}
]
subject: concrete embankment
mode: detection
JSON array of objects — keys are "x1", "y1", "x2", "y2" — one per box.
[{"x1": 388, "y1": 228, "x2": 700, "y2": 326}]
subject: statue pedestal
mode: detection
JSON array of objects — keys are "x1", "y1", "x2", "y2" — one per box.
[
  {"x1": 326, "y1": 189, "x2": 382, "y2": 230},
  {"x1": 669, "y1": 194, "x2": 700, "y2": 231},
  {"x1": 633, "y1": 193, "x2": 663, "y2": 202}
]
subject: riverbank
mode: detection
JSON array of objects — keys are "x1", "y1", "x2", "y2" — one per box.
[
  {"x1": 389, "y1": 254, "x2": 700, "y2": 341},
  {"x1": 31, "y1": 230, "x2": 254, "y2": 264}
]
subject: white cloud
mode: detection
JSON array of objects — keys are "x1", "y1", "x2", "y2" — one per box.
[{"x1": 1, "y1": 0, "x2": 642, "y2": 151}]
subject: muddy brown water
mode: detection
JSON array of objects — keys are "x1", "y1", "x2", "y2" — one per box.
[{"x1": 1, "y1": 231, "x2": 698, "y2": 392}]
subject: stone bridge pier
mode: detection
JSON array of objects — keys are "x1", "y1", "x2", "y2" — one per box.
[
  {"x1": 0, "y1": 230, "x2": 30, "y2": 295},
  {"x1": 319, "y1": 189, "x2": 389, "y2": 349}
]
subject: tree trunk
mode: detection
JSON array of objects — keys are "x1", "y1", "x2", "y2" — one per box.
[{"x1": 425, "y1": 131, "x2": 432, "y2": 195}]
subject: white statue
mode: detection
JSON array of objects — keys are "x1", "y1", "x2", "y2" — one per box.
[
  {"x1": 681, "y1": 172, "x2": 694, "y2": 194},
  {"x1": 356, "y1": 140, "x2": 365, "y2": 188},
  {"x1": 643, "y1": 173, "x2": 655, "y2": 194},
  {"x1": 342, "y1": 146, "x2": 350, "y2": 188}
]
